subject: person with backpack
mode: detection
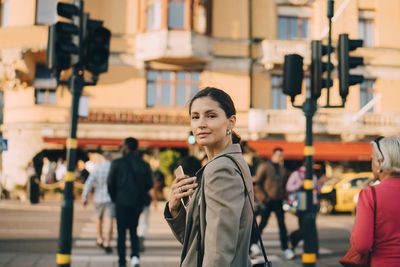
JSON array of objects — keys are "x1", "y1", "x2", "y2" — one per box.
[{"x1": 107, "y1": 137, "x2": 153, "y2": 267}]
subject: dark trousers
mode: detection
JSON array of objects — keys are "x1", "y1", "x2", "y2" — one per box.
[
  {"x1": 251, "y1": 199, "x2": 289, "y2": 251},
  {"x1": 116, "y1": 205, "x2": 142, "y2": 266}
]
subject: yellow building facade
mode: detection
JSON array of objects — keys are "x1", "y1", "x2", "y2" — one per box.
[{"x1": 1, "y1": 0, "x2": 400, "y2": 189}]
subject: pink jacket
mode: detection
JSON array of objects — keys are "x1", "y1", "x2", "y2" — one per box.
[{"x1": 351, "y1": 178, "x2": 400, "y2": 267}]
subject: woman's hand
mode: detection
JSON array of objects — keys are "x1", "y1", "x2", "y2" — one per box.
[{"x1": 168, "y1": 174, "x2": 198, "y2": 216}]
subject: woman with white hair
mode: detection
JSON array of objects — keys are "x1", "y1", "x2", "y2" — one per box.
[{"x1": 349, "y1": 136, "x2": 400, "y2": 266}]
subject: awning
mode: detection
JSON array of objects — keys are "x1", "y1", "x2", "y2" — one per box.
[
  {"x1": 44, "y1": 137, "x2": 372, "y2": 161},
  {"x1": 247, "y1": 140, "x2": 372, "y2": 161},
  {"x1": 43, "y1": 137, "x2": 188, "y2": 148}
]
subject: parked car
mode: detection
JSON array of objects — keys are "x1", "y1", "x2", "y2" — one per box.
[{"x1": 318, "y1": 172, "x2": 373, "y2": 214}]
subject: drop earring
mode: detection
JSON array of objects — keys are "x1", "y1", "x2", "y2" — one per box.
[{"x1": 226, "y1": 129, "x2": 232, "y2": 135}]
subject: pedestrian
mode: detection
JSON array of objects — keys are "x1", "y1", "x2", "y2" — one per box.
[
  {"x1": 250, "y1": 147, "x2": 294, "y2": 260},
  {"x1": 108, "y1": 137, "x2": 154, "y2": 267},
  {"x1": 286, "y1": 162, "x2": 319, "y2": 256},
  {"x1": 165, "y1": 87, "x2": 254, "y2": 266},
  {"x1": 348, "y1": 136, "x2": 400, "y2": 266},
  {"x1": 82, "y1": 152, "x2": 115, "y2": 254}
]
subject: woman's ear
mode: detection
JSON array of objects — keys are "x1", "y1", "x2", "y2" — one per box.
[{"x1": 228, "y1": 115, "x2": 236, "y2": 129}]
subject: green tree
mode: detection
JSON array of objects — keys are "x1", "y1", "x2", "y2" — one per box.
[{"x1": 159, "y1": 149, "x2": 181, "y2": 187}]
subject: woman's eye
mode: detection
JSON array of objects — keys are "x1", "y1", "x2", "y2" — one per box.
[
  {"x1": 208, "y1": 114, "x2": 216, "y2": 118},
  {"x1": 191, "y1": 115, "x2": 199, "y2": 120}
]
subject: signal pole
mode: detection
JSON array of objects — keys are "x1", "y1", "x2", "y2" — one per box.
[
  {"x1": 47, "y1": 1, "x2": 110, "y2": 265},
  {"x1": 56, "y1": 1, "x2": 83, "y2": 266}
]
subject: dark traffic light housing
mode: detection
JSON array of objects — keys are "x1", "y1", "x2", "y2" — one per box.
[
  {"x1": 283, "y1": 54, "x2": 304, "y2": 103},
  {"x1": 311, "y1": 40, "x2": 334, "y2": 100},
  {"x1": 46, "y1": 2, "x2": 81, "y2": 75},
  {"x1": 338, "y1": 34, "x2": 364, "y2": 103},
  {"x1": 84, "y1": 19, "x2": 111, "y2": 75},
  {"x1": 46, "y1": 1, "x2": 111, "y2": 83}
]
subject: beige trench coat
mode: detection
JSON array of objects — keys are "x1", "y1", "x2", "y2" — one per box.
[{"x1": 165, "y1": 144, "x2": 254, "y2": 267}]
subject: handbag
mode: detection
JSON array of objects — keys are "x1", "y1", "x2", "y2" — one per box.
[
  {"x1": 339, "y1": 186, "x2": 376, "y2": 267},
  {"x1": 196, "y1": 154, "x2": 272, "y2": 267}
]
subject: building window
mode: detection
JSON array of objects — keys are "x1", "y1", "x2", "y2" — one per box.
[
  {"x1": 360, "y1": 80, "x2": 375, "y2": 112},
  {"x1": 146, "y1": 0, "x2": 162, "y2": 30},
  {"x1": 36, "y1": 0, "x2": 57, "y2": 25},
  {"x1": 1, "y1": 0, "x2": 10, "y2": 27},
  {"x1": 168, "y1": 0, "x2": 186, "y2": 29},
  {"x1": 146, "y1": 70, "x2": 201, "y2": 107},
  {"x1": 34, "y1": 65, "x2": 57, "y2": 105},
  {"x1": 359, "y1": 11, "x2": 374, "y2": 47},
  {"x1": 194, "y1": 0, "x2": 208, "y2": 34},
  {"x1": 271, "y1": 75, "x2": 286, "y2": 110},
  {"x1": 278, "y1": 16, "x2": 309, "y2": 40}
]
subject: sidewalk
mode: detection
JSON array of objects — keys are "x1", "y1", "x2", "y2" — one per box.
[{"x1": 0, "y1": 199, "x2": 340, "y2": 267}]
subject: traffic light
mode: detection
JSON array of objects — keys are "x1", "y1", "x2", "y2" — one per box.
[
  {"x1": 283, "y1": 54, "x2": 304, "y2": 103},
  {"x1": 310, "y1": 41, "x2": 334, "y2": 100},
  {"x1": 338, "y1": 33, "x2": 364, "y2": 102},
  {"x1": 84, "y1": 19, "x2": 111, "y2": 75},
  {"x1": 46, "y1": 2, "x2": 82, "y2": 74}
]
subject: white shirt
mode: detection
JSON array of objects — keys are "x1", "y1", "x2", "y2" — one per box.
[{"x1": 82, "y1": 161, "x2": 112, "y2": 204}]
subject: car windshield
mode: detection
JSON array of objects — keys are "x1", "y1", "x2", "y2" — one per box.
[{"x1": 324, "y1": 178, "x2": 340, "y2": 185}]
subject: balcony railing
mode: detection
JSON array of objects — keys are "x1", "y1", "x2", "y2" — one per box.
[
  {"x1": 248, "y1": 109, "x2": 400, "y2": 139},
  {"x1": 135, "y1": 30, "x2": 211, "y2": 63}
]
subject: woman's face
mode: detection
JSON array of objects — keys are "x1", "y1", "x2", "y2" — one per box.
[{"x1": 190, "y1": 96, "x2": 234, "y2": 148}]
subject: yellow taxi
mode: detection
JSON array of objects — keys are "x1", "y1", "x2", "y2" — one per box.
[{"x1": 318, "y1": 172, "x2": 373, "y2": 214}]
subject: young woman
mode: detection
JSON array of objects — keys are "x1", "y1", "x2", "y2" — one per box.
[
  {"x1": 164, "y1": 87, "x2": 254, "y2": 267},
  {"x1": 350, "y1": 136, "x2": 400, "y2": 266}
]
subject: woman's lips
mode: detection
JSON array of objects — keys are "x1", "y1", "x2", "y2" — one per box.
[{"x1": 197, "y1": 133, "x2": 210, "y2": 138}]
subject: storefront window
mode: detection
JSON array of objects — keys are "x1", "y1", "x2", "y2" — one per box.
[{"x1": 146, "y1": 70, "x2": 201, "y2": 107}]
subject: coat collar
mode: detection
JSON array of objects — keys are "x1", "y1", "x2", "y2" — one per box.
[{"x1": 195, "y1": 144, "x2": 242, "y2": 177}]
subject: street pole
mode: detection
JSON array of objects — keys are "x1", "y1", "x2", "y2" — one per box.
[
  {"x1": 301, "y1": 97, "x2": 319, "y2": 267},
  {"x1": 56, "y1": 1, "x2": 84, "y2": 266},
  {"x1": 326, "y1": 0, "x2": 334, "y2": 106}
]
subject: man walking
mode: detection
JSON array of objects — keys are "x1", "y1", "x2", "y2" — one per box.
[
  {"x1": 82, "y1": 152, "x2": 114, "y2": 253},
  {"x1": 250, "y1": 147, "x2": 294, "y2": 260},
  {"x1": 108, "y1": 137, "x2": 153, "y2": 267}
]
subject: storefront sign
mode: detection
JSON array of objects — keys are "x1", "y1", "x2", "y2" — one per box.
[{"x1": 79, "y1": 110, "x2": 190, "y2": 125}]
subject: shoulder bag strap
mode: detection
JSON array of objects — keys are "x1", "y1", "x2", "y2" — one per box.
[{"x1": 223, "y1": 154, "x2": 272, "y2": 266}]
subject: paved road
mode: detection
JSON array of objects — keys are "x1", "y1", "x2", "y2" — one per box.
[{"x1": 0, "y1": 199, "x2": 354, "y2": 267}]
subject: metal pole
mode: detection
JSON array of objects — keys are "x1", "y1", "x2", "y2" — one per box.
[
  {"x1": 326, "y1": 0, "x2": 334, "y2": 106},
  {"x1": 57, "y1": 1, "x2": 84, "y2": 266},
  {"x1": 301, "y1": 98, "x2": 319, "y2": 267},
  {"x1": 301, "y1": 41, "x2": 320, "y2": 267},
  {"x1": 56, "y1": 70, "x2": 83, "y2": 267}
]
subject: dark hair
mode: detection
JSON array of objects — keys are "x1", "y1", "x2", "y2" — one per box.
[
  {"x1": 178, "y1": 156, "x2": 202, "y2": 177},
  {"x1": 124, "y1": 137, "x2": 138, "y2": 152},
  {"x1": 273, "y1": 147, "x2": 284, "y2": 154},
  {"x1": 189, "y1": 87, "x2": 241, "y2": 144}
]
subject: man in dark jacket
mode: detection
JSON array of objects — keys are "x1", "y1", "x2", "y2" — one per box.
[
  {"x1": 108, "y1": 137, "x2": 153, "y2": 267},
  {"x1": 250, "y1": 147, "x2": 294, "y2": 260}
]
